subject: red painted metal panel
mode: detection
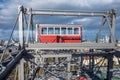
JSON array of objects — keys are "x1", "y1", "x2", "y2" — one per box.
[
  {"x1": 40, "y1": 35, "x2": 81, "y2": 43},
  {"x1": 40, "y1": 36, "x2": 57, "y2": 43}
]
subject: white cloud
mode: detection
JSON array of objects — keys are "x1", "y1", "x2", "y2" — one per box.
[
  {"x1": 0, "y1": 0, "x2": 119, "y2": 19},
  {"x1": 0, "y1": 16, "x2": 13, "y2": 20},
  {"x1": 116, "y1": 16, "x2": 120, "y2": 20},
  {"x1": 72, "y1": 18, "x2": 93, "y2": 23},
  {"x1": 89, "y1": 0, "x2": 113, "y2": 4},
  {"x1": 0, "y1": 4, "x2": 4, "y2": 8},
  {"x1": 68, "y1": 17, "x2": 97, "y2": 26},
  {"x1": 0, "y1": 29, "x2": 10, "y2": 40}
]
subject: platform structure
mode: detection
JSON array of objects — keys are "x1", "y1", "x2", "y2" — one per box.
[
  {"x1": 0, "y1": 6, "x2": 120, "y2": 80},
  {"x1": 27, "y1": 43, "x2": 116, "y2": 50}
]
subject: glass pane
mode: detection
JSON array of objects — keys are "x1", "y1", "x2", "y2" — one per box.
[
  {"x1": 48, "y1": 28, "x2": 54, "y2": 34},
  {"x1": 74, "y1": 28, "x2": 79, "y2": 34},
  {"x1": 61, "y1": 28, "x2": 66, "y2": 34},
  {"x1": 42, "y1": 28, "x2": 47, "y2": 34},
  {"x1": 68, "y1": 28, "x2": 72, "y2": 34},
  {"x1": 55, "y1": 28, "x2": 60, "y2": 34}
]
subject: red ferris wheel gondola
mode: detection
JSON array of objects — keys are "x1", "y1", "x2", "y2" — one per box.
[{"x1": 36, "y1": 24, "x2": 82, "y2": 43}]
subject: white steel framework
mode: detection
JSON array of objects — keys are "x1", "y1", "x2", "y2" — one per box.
[{"x1": 0, "y1": 5, "x2": 119, "y2": 80}]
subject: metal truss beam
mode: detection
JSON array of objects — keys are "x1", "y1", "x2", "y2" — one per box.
[
  {"x1": 40, "y1": 54, "x2": 71, "y2": 58},
  {"x1": 0, "y1": 49, "x2": 25, "y2": 80},
  {"x1": 27, "y1": 43, "x2": 116, "y2": 50},
  {"x1": 73, "y1": 52, "x2": 114, "y2": 80},
  {"x1": 27, "y1": 10, "x2": 106, "y2": 16},
  {"x1": 18, "y1": 6, "x2": 24, "y2": 49},
  {"x1": 72, "y1": 52, "x2": 111, "y2": 58}
]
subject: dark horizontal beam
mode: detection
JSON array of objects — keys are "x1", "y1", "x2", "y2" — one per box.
[{"x1": 72, "y1": 52, "x2": 111, "y2": 58}]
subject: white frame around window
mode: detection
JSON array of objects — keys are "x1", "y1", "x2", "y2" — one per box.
[
  {"x1": 41, "y1": 26, "x2": 81, "y2": 35},
  {"x1": 60, "y1": 27, "x2": 61, "y2": 35}
]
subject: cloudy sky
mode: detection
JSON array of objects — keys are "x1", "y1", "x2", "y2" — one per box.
[{"x1": 0, "y1": 0, "x2": 120, "y2": 41}]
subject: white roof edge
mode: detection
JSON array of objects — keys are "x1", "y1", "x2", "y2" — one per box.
[{"x1": 36, "y1": 24, "x2": 82, "y2": 27}]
